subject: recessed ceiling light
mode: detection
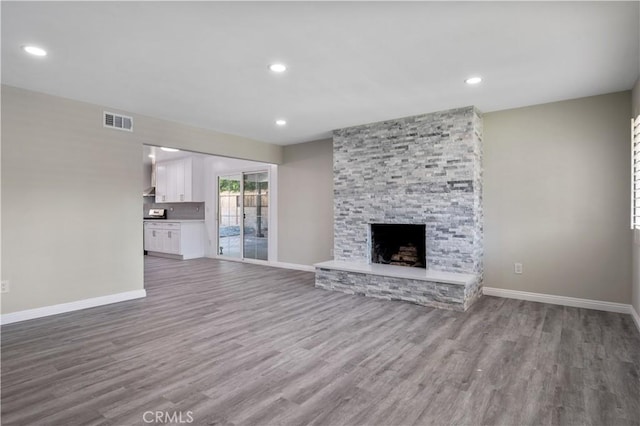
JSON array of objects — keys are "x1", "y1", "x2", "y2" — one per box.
[
  {"x1": 275, "y1": 119, "x2": 287, "y2": 126},
  {"x1": 160, "y1": 147, "x2": 180, "y2": 152},
  {"x1": 148, "y1": 154, "x2": 155, "y2": 158},
  {"x1": 269, "y1": 63, "x2": 287, "y2": 73},
  {"x1": 465, "y1": 76, "x2": 482, "y2": 85},
  {"x1": 22, "y1": 45, "x2": 47, "y2": 57}
]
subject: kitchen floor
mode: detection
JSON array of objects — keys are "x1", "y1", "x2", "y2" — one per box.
[{"x1": 1, "y1": 257, "x2": 639, "y2": 425}]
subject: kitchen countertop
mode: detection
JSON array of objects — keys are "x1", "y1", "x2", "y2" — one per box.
[{"x1": 143, "y1": 219, "x2": 205, "y2": 223}]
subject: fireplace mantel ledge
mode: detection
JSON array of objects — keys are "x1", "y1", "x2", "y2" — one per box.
[{"x1": 314, "y1": 260, "x2": 476, "y2": 286}]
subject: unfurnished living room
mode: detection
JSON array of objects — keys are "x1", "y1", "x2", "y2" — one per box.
[{"x1": 1, "y1": 1, "x2": 640, "y2": 425}]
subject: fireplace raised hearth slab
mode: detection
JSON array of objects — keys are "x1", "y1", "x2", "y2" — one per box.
[{"x1": 314, "y1": 260, "x2": 481, "y2": 311}]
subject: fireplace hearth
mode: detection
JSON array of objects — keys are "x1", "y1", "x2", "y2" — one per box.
[{"x1": 370, "y1": 224, "x2": 426, "y2": 268}]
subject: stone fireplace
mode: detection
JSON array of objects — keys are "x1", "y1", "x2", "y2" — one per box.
[
  {"x1": 370, "y1": 224, "x2": 426, "y2": 268},
  {"x1": 315, "y1": 106, "x2": 483, "y2": 311}
]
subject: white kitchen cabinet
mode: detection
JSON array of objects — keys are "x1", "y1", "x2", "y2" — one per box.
[
  {"x1": 167, "y1": 161, "x2": 178, "y2": 202},
  {"x1": 155, "y1": 163, "x2": 168, "y2": 203},
  {"x1": 164, "y1": 227, "x2": 181, "y2": 254},
  {"x1": 155, "y1": 157, "x2": 204, "y2": 203},
  {"x1": 144, "y1": 221, "x2": 204, "y2": 259},
  {"x1": 144, "y1": 226, "x2": 159, "y2": 251},
  {"x1": 175, "y1": 159, "x2": 186, "y2": 201}
]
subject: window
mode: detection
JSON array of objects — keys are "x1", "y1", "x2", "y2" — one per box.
[{"x1": 632, "y1": 115, "x2": 640, "y2": 229}]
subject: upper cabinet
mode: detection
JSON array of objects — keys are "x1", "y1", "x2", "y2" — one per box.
[{"x1": 155, "y1": 157, "x2": 204, "y2": 203}]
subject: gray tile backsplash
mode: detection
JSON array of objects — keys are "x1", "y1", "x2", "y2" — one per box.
[{"x1": 143, "y1": 200, "x2": 205, "y2": 220}]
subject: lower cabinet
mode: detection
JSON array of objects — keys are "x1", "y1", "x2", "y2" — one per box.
[{"x1": 144, "y1": 221, "x2": 204, "y2": 260}]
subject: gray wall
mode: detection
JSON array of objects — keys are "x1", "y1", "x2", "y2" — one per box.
[
  {"x1": 2, "y1": 85, "x2": 144, "y2": 313},
  {"x1": 277, "y1": 139, "x2": 334, "y2": 265},
  {"x1": 632, "y1": 77, "x2": 640, "y2": 315},
  {"x1": 484, "y1": 91, "x2": 632, "y2": 304},
  {"x1": 137, "y1": 115, "x2": 282, "y2": 165},
  {"x1": 633, "y1": 77, "x2": 640, "y2": 118},
  {"x1": 1, "y1": 85, "x2": 282, "y2": 314}
]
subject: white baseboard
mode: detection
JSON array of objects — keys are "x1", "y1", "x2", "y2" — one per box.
[
  {"x1": 483, "y1": 287, "x2": 639, "y2": 333},
  {"x1": 1, "y1": 289, "x2": 147, "y2": 325},
  {"x1": 631, "y1": 305, "x2": 640, "y2": 333}
]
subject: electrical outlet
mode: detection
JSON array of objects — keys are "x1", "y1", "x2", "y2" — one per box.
[
  {"x1": 1, "y1": 280, "x2": 10, "y2": 293},
  {"x1": 514, "y1": 263, "x2": 523, "y2": 274}
]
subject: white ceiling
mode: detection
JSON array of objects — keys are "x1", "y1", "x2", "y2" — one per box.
[{"x1": 3, "y1": 1, "x2": 639, "y2": 145}]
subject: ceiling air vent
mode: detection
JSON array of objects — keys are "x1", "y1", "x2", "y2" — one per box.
[{"x1": 103, "y1": 111, "x2": 133, "y2": 132}]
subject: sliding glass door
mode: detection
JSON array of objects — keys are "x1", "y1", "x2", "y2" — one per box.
[
  {"x1": 217, "y1": 171, "x2": 269, "y2": 261},
  {"x1": 243, "y1": 172, "x2": 269, "y2": 260},
  {"x1": 218, "y1": 175, "x2": 242, "y2": 258}
]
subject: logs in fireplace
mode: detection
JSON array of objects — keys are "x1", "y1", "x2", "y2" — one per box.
[{"x1": 370, "y1": 224, "x2": 426, "y2": 268}]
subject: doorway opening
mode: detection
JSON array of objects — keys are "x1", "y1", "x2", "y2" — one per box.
[{"x1": 142, "y1": 144, "x2": 276, "y2": 265}]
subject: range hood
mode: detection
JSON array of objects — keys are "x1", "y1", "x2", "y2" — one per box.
[{"x1": 143, "y1": 156, "x2": 157, "y2": 197}]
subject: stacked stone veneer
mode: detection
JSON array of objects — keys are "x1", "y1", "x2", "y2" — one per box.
[
  {"x1": 316, "y1": 106, "x2": 483, "y2": 311},
  {"x1": 315, "y1": 269, "x2": 478, "y2": 311}
]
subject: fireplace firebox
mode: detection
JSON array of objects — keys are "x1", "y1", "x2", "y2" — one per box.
[{"x1": 370, "y1": 224, "x2": 426, "y2": 268}]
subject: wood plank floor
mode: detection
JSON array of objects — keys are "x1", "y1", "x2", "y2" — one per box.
[{"x1": 2, "y1": 257, "x2": 639, "y2": 426}]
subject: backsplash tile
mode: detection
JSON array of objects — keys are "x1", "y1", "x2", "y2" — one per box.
[{"x1": 143, "y1": 200, "x2": 205, "y2": 220}]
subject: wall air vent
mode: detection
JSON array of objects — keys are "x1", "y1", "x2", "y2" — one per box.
[{"x1": 103, "y1": 111, "x2": 133, "y2": 132}]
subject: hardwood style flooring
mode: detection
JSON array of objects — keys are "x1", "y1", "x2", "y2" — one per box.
[{"x1": 2, "y1": 257, "x2": 639, "y2": 426}]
